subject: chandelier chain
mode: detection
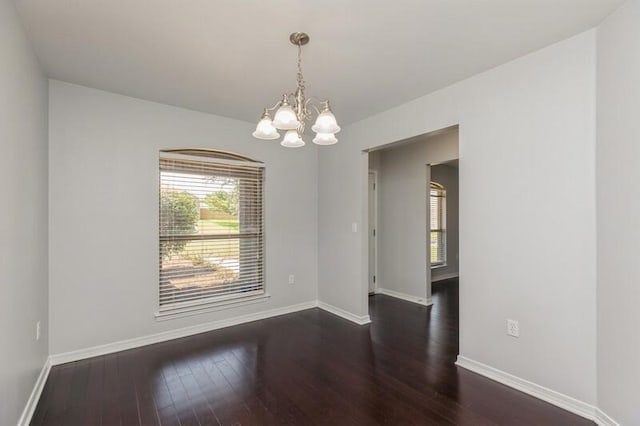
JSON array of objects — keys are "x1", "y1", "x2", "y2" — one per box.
[{"x1": 296, "y1": 44, "x2": 305, "y2": 91}]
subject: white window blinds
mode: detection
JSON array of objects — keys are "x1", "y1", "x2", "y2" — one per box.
[
  {"x1": 159, "y1": 150, "x2": 265, "y2": 314},
  {"x1": 430, "y1": 182, "x2": 446, "y2": 267}
]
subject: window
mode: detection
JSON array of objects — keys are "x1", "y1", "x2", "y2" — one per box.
[
  {"x1": 158, "y1": 150, "x2": 265, "y2": 316},
  {"x1": 430, "y1": 181, "x2": 446, "y2": 267}
]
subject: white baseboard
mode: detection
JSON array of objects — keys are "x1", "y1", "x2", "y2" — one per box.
[
  {"x1": 432, "y1": 272, "x2": 459, "y2": 282},
  {"x1": 20, "y1": 312, "x2": 622, "y2": 426},
  {"x1": 455, "y1": 355, "x2": 621, "y2": 424},
  {"x1": 375, "y1": 288, "x2": 433, "y2": 306},
  {"x1": 26, "y1": 298, "x2": 371, "y2": 423},
  {"x1": 18, "y1": 357, "x2": 51, "y2": 426},
  {"x1": 50, "y1": 300, "x2": 318, "y2": 365},
  {"x1": 594, "y1": 408, "x2": 620, "y2": 426},
  {"x1": 317, "y1": 301, "x2": 371, "y2": 325}
]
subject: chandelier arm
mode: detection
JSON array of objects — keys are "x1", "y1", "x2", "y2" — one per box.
[
  {"x1": 307, "y1": 96, "x2": 330, "y2": 104},
  {"x1": 311, "y1": 105, "x2": 322, "y2": 116},
  {"x1": 264, "y1": 100, "x2": 283, "y2": 113},
  {"x1": 283, "y1": 93, "x2": 296, "y2": 105},
  {"x1": 306, "y1": 97, "x2": 332, "y2": 115},
  {"x1": 304, "y1": 98, "x2": 316, "y2": 118}
]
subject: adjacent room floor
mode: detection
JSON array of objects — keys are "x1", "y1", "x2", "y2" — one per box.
[{"x1": 32, "y1": 279, "x2": 591, "y2": 425}]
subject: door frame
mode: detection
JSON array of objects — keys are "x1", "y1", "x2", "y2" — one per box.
[{"x1": 368, "y1": 170, "x2": 379, "y2": 294}]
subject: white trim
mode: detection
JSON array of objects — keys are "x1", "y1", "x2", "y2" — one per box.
[
  {"x1": 455, "y1": 355, "x2": 597, "y2": 421},
  {"x1": 317, "y1": 301, "x2": 371, "y2": 325},
  {"x1": 375, "y1": 288, "x2": 433, "y2": 306},
  {"x1": 368, "y1": 170, "x2": 379, "y2": 295},
  {"x1": 159, "y1": 151, "x2": 265, "y2": 168},
  {"x1": 18, "y1": 357, "x2": 51, "y2": 426},
  {"x1": 50, "y1": 300, "x2": 317, "y2": 365},
  {"x1": 594, "y1": 408, "x2": 620, "y2": 426},
  {"x1": 431, "y1": 263, "x2": 448, "y2": 269},
  {"x1": 432, "y1": 272, "x2": 459, "y2": 282}
]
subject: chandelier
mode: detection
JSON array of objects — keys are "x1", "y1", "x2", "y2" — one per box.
[{"x1": 252, "y1": 32, "x2": 340, "y2": 148}]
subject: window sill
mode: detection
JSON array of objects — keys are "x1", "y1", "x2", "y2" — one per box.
[
  {"x1": 431, "y1": 264, "x2": 448, "y2": 270},
  {"x1": 155, "y1": 293, "x2": 271, "y2": 321}
]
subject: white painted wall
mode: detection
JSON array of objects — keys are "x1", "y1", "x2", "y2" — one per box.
[
  {"x1": 430, "y1": 163, "x2": 459, "y2": 282},
  {"x1": 48, "y1": 81, "x2": 318, "y2": 354},
  {"x1": 319, "y1": 31, "x2": 597, "y2": 404},
  {"x1": 596, "y1": 0, "x2": 640, "y2": 423},
  {"x1": 377, "y1": 131, "x2": 458, "y2": 300},
  {"x1": 0, "y1": 1, "x2": 49, "y2": 424}
]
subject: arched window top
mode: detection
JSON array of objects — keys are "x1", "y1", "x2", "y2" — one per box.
[
  {"x1": 161, "y1": 148, "x2": 263, "y2": 165},
  {"x1": 430, "y1": 181, "x2": 444, "y2": 191},
  {"x1": 430, "y1": 181, "x2": 445, "y2": 195}
]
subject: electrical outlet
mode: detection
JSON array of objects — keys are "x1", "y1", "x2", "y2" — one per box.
[
  {"x1": 507, "y1": 319, "x2": 519, "y2": 338},
  {"x1": 36, "y1": 321, "x2": 41, "y2": 341},
  {"x1": 352, "y1": 222, "x2": 358, "y2": 233},
  {"x1": 288, "y1": 274, "x2": 295, "y2": 284}
]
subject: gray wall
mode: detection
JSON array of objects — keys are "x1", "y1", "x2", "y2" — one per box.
[
  {"x1": 596, "y1": 0, "x2": 640, "y2": 423},
  {"x1": 430, "y1": 163, "x2": 459, "y2": 282},
  {"x1": 48, "y1": 81, "x2": 318, "y2": 354},
  {"x1": 0, "y1": 1, "x2": 49, "y2": 424},
  {"x1": 377, "y1": 131, "x2": 458, "y2": 301},
  {"x1": 319, "y1": 31, "x2": 597, "y2": 404}
]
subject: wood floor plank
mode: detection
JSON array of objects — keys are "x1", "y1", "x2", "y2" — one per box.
[
  {"x1": 81, "y1": 358, "x2": 104, "y2": 426},
  {"x1": 39, "y1": 362, "x2": 75, "y2": 426},
  {"x1": 31, "y1": 280, "x2": 593, "y2": 425}
]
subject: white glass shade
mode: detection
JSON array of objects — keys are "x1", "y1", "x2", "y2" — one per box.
[
  {"x1": 312, "y1": 132, "x2": 338, "y2": 145},
  {"x1": 252, "y1": 117, "x2": 280, "y2": 140},
  {"x1": 281, "y1": 130, "x2": 305, "y2": 148},
  {"x1": 272, "y1": 104, "x2": 301, "y2": 130},
  {"x1": 311, "y1": 110, "x2": 340, "y2": 134}
]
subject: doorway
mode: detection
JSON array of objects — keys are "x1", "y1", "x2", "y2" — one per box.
[
  {"x1": 366, "y1": 126, "x2": 459, "y2": 308},
  {"x1": 429, "y1": 160, "x2": 459, "y2": 284}
]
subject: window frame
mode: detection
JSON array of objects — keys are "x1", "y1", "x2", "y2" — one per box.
[
  {"x1": 430, "y1": 181, "x2": 447, "y2": 269},
  {"x1": 155, "y1": 150, "x2": 268, "y2": 320}
]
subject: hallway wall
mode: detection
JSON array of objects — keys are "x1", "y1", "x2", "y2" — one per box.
[{"x1": 376, "y1": 130, "x2": 458, "y2": 302}]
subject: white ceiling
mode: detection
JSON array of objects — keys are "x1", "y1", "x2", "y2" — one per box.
[{"x1": 15, "y1": 0, "x2": 623, "y2": 125}]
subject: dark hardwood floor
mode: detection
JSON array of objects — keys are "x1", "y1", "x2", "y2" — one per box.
[{"x1": 32, "y1": 279, "x2": 592, "y2": 425}]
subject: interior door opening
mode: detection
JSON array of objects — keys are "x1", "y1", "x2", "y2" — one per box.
[
  {"x1": 365, "y1": 125, "x2": 459, "y2": 311},
  {"x1": 429, "y1": 160, "x2": 459, "y2": 285}
]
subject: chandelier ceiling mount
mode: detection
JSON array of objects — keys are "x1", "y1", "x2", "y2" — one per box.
[{"x1": 289, "y1": 32, "x2": 309, "y2": 46}]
